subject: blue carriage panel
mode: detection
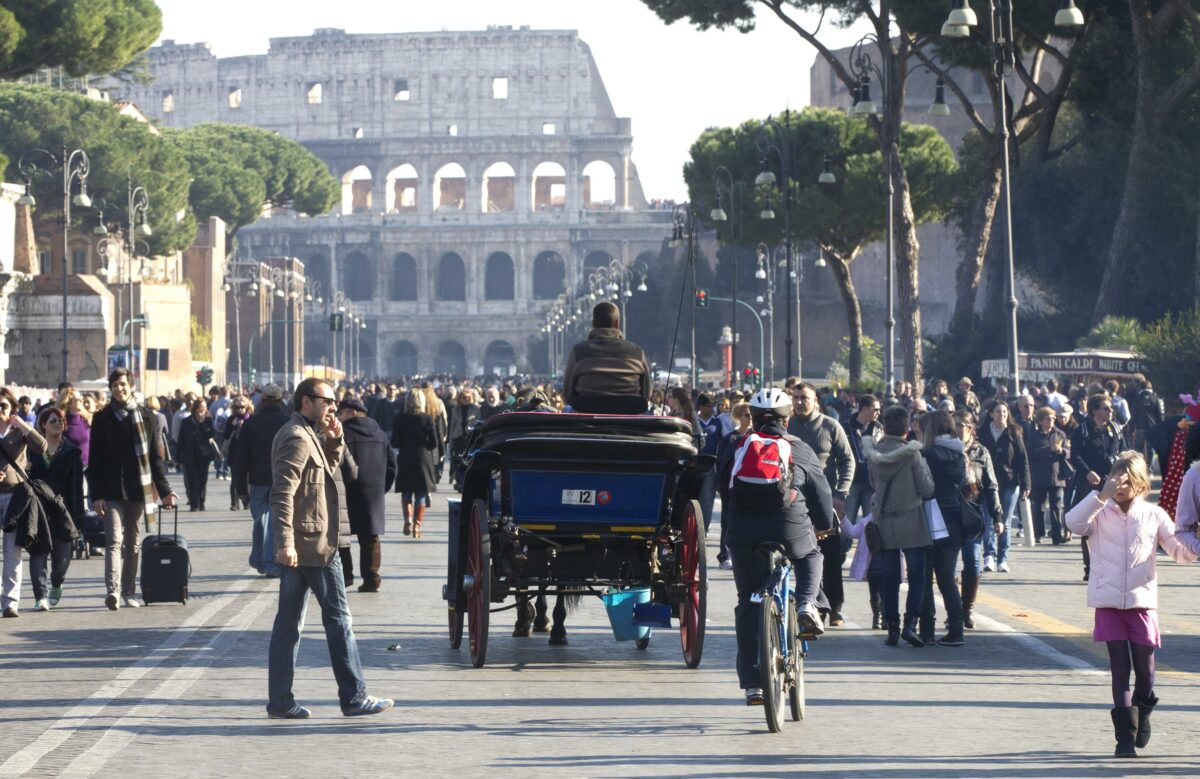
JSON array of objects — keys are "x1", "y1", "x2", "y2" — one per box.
[{"x1": 510, "y1": 470, "x2": 666, "y2": 527}]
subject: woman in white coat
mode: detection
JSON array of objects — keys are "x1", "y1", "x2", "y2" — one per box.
[{"x1": 1065, "y1": 451, "x2": 1195, "y2": 758}]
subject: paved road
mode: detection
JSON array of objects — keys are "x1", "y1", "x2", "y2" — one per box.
[{"x1": 1, "y1": 472, "x2": 1198, "y2": 778}]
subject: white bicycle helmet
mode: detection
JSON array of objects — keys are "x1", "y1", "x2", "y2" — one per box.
[{"x1": 749, "y1": 387, "x2": 791, "y2": 416}]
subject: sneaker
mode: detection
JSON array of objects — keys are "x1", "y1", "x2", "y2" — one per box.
[
  {"x1": 33, "y1": 598, "x2": 49, "y2": 612},
  {"x1": 983, "y1": 556, "x2": 996, "y2": 572},
  {"x1": 998, "y1": 561, "x2": 1010, "y2": 573},
  {"x1": 122, "y1": 596, "x2": 142, "y2": 608},
  {"x1": 745, "y1": 688, "x2": 764, "y2": 706},
  {"x1": 105, "y1": 593, "x2": 120, "y2": 611},
  {"x1": 798, "y1": 602, "x2": 825, "y2": 637},
  {"x1": 718, "y1": 558, "x2": 733, "y2": 571},
  {"x1": 49, "y1": 586, "x2": 62, "y2": 606},
  {"x1": 267, "y1": 704, "x2": 311, "y2": 720},
  {"x1": 342, "y1": 696, "x2": 394, "y2": 717},
  {"x1": 2, "y1": 606, "x2": 17, "y2": 618}
]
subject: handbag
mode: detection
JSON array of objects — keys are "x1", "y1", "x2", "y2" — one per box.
[
  {"x1": 864, "y1": 474, "x2": 895, "y2": 555},
  {"x1": 924, "y1": 499, "x2": 950, "y2": 541},
  {"x1": 960, "y1": 497, "x2": 985, "y2": 540}
]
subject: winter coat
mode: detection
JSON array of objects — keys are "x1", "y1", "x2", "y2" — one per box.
[
  {"x1": 177, "y1": 415, "x2": 216, "y2": 466},
  {"x1": 977, "y1": 423, "x2": 1030, "y2": 491},
  {"x1": 863, "y1": 436, "x2": 935, "y2": 550},
  {"x1": 270, "y1": 413, "x2": 344, "y2": 567},
  {"x1": 63, "y1": 413, "x2": 91, "y2": 468},
  {"x1": 29, "y1": 438, "x2": 86, "y2": 525},
  {"x1": 392, "y1": 412, "x2": 438, "y2": 495},
  {"x1": 232, "y1": 402, "x2": 290, "y2": 492},
  {"x1": 342, "y1": 415, "x2": 396, "y2": 536},
  {"x1": 1026, "y1": 426, "x2": 1072, "y2": 489},
  {"x1": 561, "y1": 327, "x2": 652, "y2": 407},
  {"x1": 449, "y1": 402, "x2": 481, "y2": 446},
  {"x1": 1065, "y1": 492, "x2": 1195, "y2": 609},
  {"x1": 787, "y1": 412, "x2": 856, "y2": 498},
  {"x1": 371, "y1": 397, "x2": 400, "y2": 435},
  {"x1": 923, "y1": 436, "x2": 970, "y2": 544},
  {"x1": 1069, "y1": 419, "x2": 1121, "y2": 497},
  {"x1": 1172, "y1": 463, "x2": 1200, "y2": 557},
  {"x1": 843, "y1": 415, "x2": 882, "y2": 489},
  {"x1": 724, "y1": 420, "x2": 834, "y2": 560},
  {"x1": 86, "y1": 405, "x2": 172, "y2": 503},
  {"x1": 335, "y1": 444, "x2": 358, "y2": 550},
  {"x1": 965, "y1": 439, "x2": 1004, "y2": 520}
]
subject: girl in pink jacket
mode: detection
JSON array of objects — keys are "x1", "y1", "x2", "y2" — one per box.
[{"x1": 1064, "y1": 451, "x2": 1196, "y2": 759}]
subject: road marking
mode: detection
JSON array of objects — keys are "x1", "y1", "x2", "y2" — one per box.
[
  {"x1": 976, "y1": 589, "x2": 1089, "y2": 636},
  {"x1": 63, "y1": 589, "x2": 274, "y2": 777},
  {"x1": 972, "y1": 612, "x2": 1107, "y2": 675},
  {"x1": 0, "y1": 579, "x2": 248, "y2": 778}
]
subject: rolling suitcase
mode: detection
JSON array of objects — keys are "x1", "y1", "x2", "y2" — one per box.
[{"x1": 141, "y1": 507, "x2": 191, "y2": 605}]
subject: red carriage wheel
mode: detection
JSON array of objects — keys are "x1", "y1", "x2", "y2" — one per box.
[
  {"x1": 678, "y1": 498, "x2": 707, "y2": 668},
  {"x1": 467, "y1": 499, "x2": 491, "y2": 668}
]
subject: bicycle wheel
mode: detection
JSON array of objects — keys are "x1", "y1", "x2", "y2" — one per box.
[
  {"x1": 759, "y1": 595, "x2": 786, "y2": 733},
  {"x1": 787, "y1": 597, "x2": 806, "y2": 721}
]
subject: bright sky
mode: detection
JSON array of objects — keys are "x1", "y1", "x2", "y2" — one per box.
[{"x1": 154, "y1": 0, "x2": 873, "y2": 202}]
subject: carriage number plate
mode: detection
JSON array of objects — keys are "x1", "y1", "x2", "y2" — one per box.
[{"x1": 561, "y1": 489, "x2": 595, "y2": 506}]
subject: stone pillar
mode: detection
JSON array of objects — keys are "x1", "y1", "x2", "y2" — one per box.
[
  {"x1": 619, "y1": 146, "x2": 633, "y2": 210},
  {"x1": 515, "y1": 156, "x2": 531, "y2": 223},
  {"x1": 564, "y1": 155, "x2": 581, "y2": 215}
]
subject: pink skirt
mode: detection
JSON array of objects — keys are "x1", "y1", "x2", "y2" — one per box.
[{"x1": 1093, "y1": 608, "x2": 1161, "y2": 647}]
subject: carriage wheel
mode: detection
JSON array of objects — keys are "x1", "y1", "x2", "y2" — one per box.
[
  {"x1": 678, "y1": 499, "x2": 707, "y2": 668},
  {"x1": 448, "y1": 605, "x2": 464, "y2": 649},
  {"x1": 466, "y1": 499, "x2": 491, "y2": 668}
]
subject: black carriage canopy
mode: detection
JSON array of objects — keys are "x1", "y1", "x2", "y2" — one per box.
[{"x1": 472, "y1": 412, "x2": 698, "y2": 458}]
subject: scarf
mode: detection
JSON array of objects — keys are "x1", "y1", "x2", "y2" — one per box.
[{"x1": 123, "y1": 397, "x2": 158, "y2": 518}]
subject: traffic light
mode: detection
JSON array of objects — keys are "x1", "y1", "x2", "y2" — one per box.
[
  {"x1": 742, "y1": 364, "x2": 761, "y2": 389},
  {"x1": 330, "y1": 313, "x2": 344, "y2": 332},
  {"x1": 694, "y1": 288, "x2": 709, "y2": 308},
  {"x1": 195, "y1": 366, "x2": 214, "y2": 387}
]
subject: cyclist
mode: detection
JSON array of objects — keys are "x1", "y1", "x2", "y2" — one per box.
[{"x1": 726, "y1": 387, "x2": 835, "y2": 705}]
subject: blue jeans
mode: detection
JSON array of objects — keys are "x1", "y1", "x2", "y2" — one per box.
[
  {"x1": 249, "y1": 485, "x2": 279, "y2": 575},
  {"x1": 266, "y1": 554, "x2": 367, "y2": 714},
  {"x1": 844, "y1": 483, "x2": 874, "y2": 524},
  {"x1": 698, "y1": 469, "x2": 717, "y2": 534},
  {"x1": 984, "y1": 486, "x2": 1018, "y2": 565},
  {"x1": 29, "y1": 541, "x2": 73, "y2": 600},
  {"x1": 960, "y1": 535, "x2": 983, "y2": 579},
  {"x1": 881, "y1": 546, "x2": 926, "y2": 623}
]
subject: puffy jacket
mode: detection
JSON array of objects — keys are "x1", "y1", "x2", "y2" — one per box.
[
  {"x1": 864, "y1": 436, "x2": 935, "y2": 550},
  {"x1": 1064, "y1": 491, "x2": 1195, "y2": 609}
]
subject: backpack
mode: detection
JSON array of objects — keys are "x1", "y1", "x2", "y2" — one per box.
[
  {"x1": 1140, "y1": 390, "x2": 1164, "y2": 427},
  {"x1": 728, "y1": 431, "x2": 795, "y2": 512}
]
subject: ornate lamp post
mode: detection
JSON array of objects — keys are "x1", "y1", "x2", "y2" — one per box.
[
  {"x1": 670, "y1": 202, "x2": 698, "y2": 387},
  {"x1": 222, "y1": 259, "x2": 260, "y2": 392}
]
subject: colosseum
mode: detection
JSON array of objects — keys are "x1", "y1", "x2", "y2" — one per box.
[{"x1": 107, "y1": 26, "x2": 671, "y2": 377}]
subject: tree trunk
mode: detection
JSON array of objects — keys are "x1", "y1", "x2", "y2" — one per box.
[
  {"x1": 892, "y1": 151, "x2": 923, "y2": 388},
  {"x1": 949, "y1": 144, "x2": 1004, "y2": 338},
  {"x1": 825, "y1": 247, "x2": 864, "y2": 385}
]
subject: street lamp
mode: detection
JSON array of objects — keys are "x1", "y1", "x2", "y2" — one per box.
[
  {"x1": 756, "y1": 115, "x2": 835, "y2": 380},
  {"x1": 670, "y1": 202, "x2": 699, "y2": 387},
  {"x1": 712, "y1": 165, "x2": 742, "y2": 378},
  {"x1": 940, "y1": 0, "x2": 1084, "y2": 393},
  {"x1": 18, "y1": 147, "x2": 92, "y2": 384},
  {"x1": 223, "y1": 259, "x2": 261, "y2": 392}
]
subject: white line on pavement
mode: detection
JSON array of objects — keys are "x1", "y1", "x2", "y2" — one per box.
[
  {"x1": 0, "y1": 579, "x2": 248, "y2": 778},
  {"x1": 972, "y1": 613, "x2": 1108, "y2": 676},
  {"x1": 62, "y1": 589, "x2": 274, "y2": 777}
]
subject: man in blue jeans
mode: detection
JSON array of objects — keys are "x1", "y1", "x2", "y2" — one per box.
[
  {"x1": 266, "y1": 377, "x2": 392, "y2": 719},
  {"x1": 233, "y1": 384, "x2": 290, "y2": 577}
]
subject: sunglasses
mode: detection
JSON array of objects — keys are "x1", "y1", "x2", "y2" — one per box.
[
  {"x1": 309, "y1": 394, "x2": 336, "y2": 406},
  {"x1": 44, "y1": 416, "x2": 64, "y2": 424}
]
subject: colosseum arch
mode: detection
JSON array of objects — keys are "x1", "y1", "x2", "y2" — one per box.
[
  {"x1": 484, "y1": 340, "x2": 516, "y2": 376},
  {"x1": 433, "y1": 162, "x2": 466, "y2": 210},
  {"x1": 341, "y1": 164, "x2": 374, "y2": 215},
  {"x1": 484, "y1": 252, "x2": 515, "y2": 300},
  {"x1": 436, "y1": 252, "x2": 466, "y2": 300},
  {"x1": 582, "y1": 160, "x2": 617, "y2": 209},
  {"x1": 304, "y1": 253, "x2": 331, "y2": 293},
  {"x1": 341, "y1": 250, "x2": 375, "y2": 301},
  {"x1": 531, "y1": 161, "x2": 566, "y2": 211},
  {"x1": 532, "y1": 251, "x2": 565, "y2": 299},
  {"x1": 482, "y1": 161, "x2": 516, "y2": 213},
  {"x1": 436, "y1": 340, "x2": 467, "y2": 373},
  {"x1": 385, "y1": 164, "x2": 418, "y2": 213},
  {"x1": 584, "y1": 250, "x2": 613, "y2": 275},
  {"x1": 388, "y1": 340, "x2": 418, "y2": 377},
  {"x1": 390, "y1": 253, "x2": 418, "y2": 301}
]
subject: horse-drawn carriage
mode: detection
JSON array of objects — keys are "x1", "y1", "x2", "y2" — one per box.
[{"x1": 443, "y1": 411, "x2": 712, "y2": 668}]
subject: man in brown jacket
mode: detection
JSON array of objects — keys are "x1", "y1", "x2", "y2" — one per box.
[
  {"x1": 265, "y1": 378, "x2": 392, "y2": 719},
  {"x1": 561, "y1": 301, "x2": 652, "y2": 414}
]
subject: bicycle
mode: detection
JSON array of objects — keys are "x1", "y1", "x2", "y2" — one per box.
[{"x1": 752, "y1": 542, "x2": 813, "y2": 732}]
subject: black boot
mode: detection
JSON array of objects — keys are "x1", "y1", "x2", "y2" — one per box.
[
  {"x1": 870, "y1": 595, "x2": 883, "y2": 630},
  {"x1": 1111, "y1": 706, "x2": 1139, "y2": 758},
  {"x1": 937, "y1": 617, "x2": 965, "y2": 647},
  {"x1": 1134, "y1": 692, "x2": 1158, "y2": 748},
  {"x1": 900, "y1": 616, "x2": 925, "y2": 648},
  {"x1": 918, "y1": 615, "x2": 936, "y2": 646},
  {"x1": 961, "y1": 575, "x2": 979, "y2": 630},
  {"x1": 885, "y1": 620, "x2": 900, "y2": 647}
]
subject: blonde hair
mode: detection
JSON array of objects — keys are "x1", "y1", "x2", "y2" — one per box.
[
  {"x1": 1112, "y1": 450, "x2": 1151, "y2": 497},
  {"x1": 406, "y1": 388, "x2": 426, "y2": 414}
]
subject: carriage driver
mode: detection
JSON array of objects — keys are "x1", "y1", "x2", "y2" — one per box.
[
  {"x1": 726, "y1": 387, "x2": 835, "y2": 706},
  {"x1": 561, "y1": 301, "x2": 652, "y2": 414}
]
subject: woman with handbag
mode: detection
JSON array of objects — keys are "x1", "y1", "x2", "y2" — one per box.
[
  {"x1": 920, "y1": 411, "x2": 972, "y2": 646},
  {"x1": 27, "y1": 406, "x2": 85, "y2": 610},
  {"x1": 954, "y1": 410, "x2": 1004, "y2": 629},
  {"x1": 177, "y1": 398, "x2": 216, "y2": 512},
  {"x1": 0, "y1": 386, "x2": 48, "y2": 618}
]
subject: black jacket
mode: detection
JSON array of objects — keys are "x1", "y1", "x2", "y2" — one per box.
[
  {"x1": 1026, "y1": 426, "x2": 1072, "y2": 489},
  {"x1": 392, "y1": 412, "x2": 438, "y2": 495},
  {"x1": 86, "y1": 405, "x2": 172, "y2": 502},
  {"x1": 977, "y1": 423, "x2": 1030, "y2": 491},
  {"x1": 370, "y1": 398, "x2": 400, "y2": 436},
  {"x1": 177, "y1": 415, "x2": 215, "y2": 466},
  {"x1": 29, "y1": 439, "x2": 86, "y2": 525},
  {"x1": 724, "y1": 421, "x2": 834, "y2": 559},
  {"x1": 232, "y1": 403, "x2": 291, "y2": 492},
  {"x1": 924, "y1": 438, "x2": 968, "y2": 542},
  {"x1": 1069, "y1": 418, "x2": 1121, "y2": 490},
  {"x1": 342, "y1": 415, "x2": 396, "y2": 536},
  {"x1": 965, "y1": 439, "x2": 1004, "y2": 520}
]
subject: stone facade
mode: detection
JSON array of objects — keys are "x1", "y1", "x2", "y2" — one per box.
[{"x1": 105, "y1": 27, "x2": 671, "y2": 377}]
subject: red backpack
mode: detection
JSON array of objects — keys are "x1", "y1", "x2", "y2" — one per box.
[{"x1": 729, "y1": 431, "x2": 795, "y2": 512}]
